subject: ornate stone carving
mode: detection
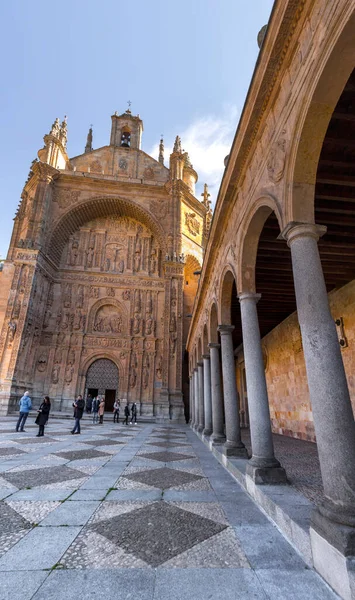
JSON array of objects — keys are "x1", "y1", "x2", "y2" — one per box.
[
  {"x1": 156, "y1": 355, "x2": 162, "y2": 379},
  {"x1": 8, "y1": 321, "x2": 17, "y2": 343},
  {"x1": 106, "y1": 287, "x2": 115, "y2": 297},
  {"x1": 267, "y1": 128, "x2": 287, "y2": 183},
  {"x1": 122, "y1": 290, "x2": 130, "y2": 301},
  {"x1": 68, "y1": 239, "x2": 79, "y2": 266},
  {"x1": 90, "y1": 160, "x2": 102, "y2": 173},
  {"x1": 143, "y1": 167, "x2": 154, "y2": 180},
  {"x1": 63, "y1": 283, "x2": 72, "y2": 308},
  {"x1": 76, "y1": 285, "x2": 84, "y2": 308},
  {"x1": 185, "y1": 213, "x2": 200, "y2": 237},
  {"x1": 119, "y1": 158, "x2": 127, "y2": 170},
  {"x1": 53, "y1": 188, "x2": 81, "y2": 210},
  {"x1": 37, "y1": 353, "x2": 47, "y2": 372},
  {"x1": 90, "y1": 286, "x2": 99, "y2": 299},
  {"x1": 93, "y1": 305, "x2": 123, "y2": 334}
]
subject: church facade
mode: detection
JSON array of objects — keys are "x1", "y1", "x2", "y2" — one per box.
[{"x1": 0, "y1": 110, "x2": 210, "y2": 419}]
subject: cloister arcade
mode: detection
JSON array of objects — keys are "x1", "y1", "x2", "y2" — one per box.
[{"x1": 186, "y1": 3, "x2": 355, "y2": 597}]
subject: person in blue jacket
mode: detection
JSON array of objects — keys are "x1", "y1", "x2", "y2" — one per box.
[{"x1": 16, "y1": 391, "x2": 32, "y2": 432}]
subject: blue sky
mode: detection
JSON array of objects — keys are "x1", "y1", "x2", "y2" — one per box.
[{"x1": 0, "y1": 0, "x2": 274, "y2": 258}]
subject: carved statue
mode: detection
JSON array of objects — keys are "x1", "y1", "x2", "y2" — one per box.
[
  {"x1": 43, "y1": 309, "x2": 51, "y2": 329},
  {"x1": 133, "y1": 313, "x2": 141, "y2": 335},
  {"x1": 145, "y1": 314, "x2": 154, "y2": 336},
  {"x1": 170, "y1": 332, "x2": 177, "y2": 356},
  {"x1": 110, "y1": 314, "x2": 122, "y2": 334},
  {"x1": 19, "y1": 267, "x2": 28, "y2": 294},
  {"x1": 129, "y1": 367, "x2": 137, "y2": 388},
  {"x1": 65, "y1": 364, "x2": 74, "y2": 384},
  {"x1": 156, "y1": 355, "x2": 162, "y2": 379},
  {"x1": 85, "y1": 246, "x2": 94, "y2": 269},
  {"x1": 150, "y1": 249, "x2": 157, "y2": 273},
  {"x1": 169, "y1": 313, "x2": 176, "y2": 332},
  {"x1": 12, "y1": 297, "x2": 21, "y2": 319},
  {"x1": 8, "y1": 321, "x2": 16, "y2": 343},
  {"x1": 122, "y1": 290, "x2": 130, "y2": 301},
  {"x1": 142, "y1": 365, "x2": 149, "y2": 389},
  {"x1": 73, "y1": 311, "x2": 82, "y2": 330},
  {"x1": 76, "y1": 285, "x2": 84, "y2": 308},
  {"x1": 134, "y1": 249, "x2": 141, "y2": 272},
  {"x1": 61, "y1": 312, "x2": 70, "y2": 330},
  {"x1": 51, "y1": 364, "x2": 60, "y2": 384},
  {"x1": 64, "y1": 284, "x2": 72, "y2": 308},
  {"x1": 69, "y1": 239, "x2": 79, "y2": 266},
  {"x1": 67, "y1": 348, "x2": 75, "y2": 365}
]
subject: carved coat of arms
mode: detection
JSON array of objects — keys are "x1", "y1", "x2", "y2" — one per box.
[{"x1": 185, "y1": 212, "x2": 200, "y2": 237}]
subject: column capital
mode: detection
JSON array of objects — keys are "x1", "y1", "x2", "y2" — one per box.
[
  {"x1": 217, "y1": 324, "x2": 234, "y2": 335},
  {"x1": 208, "y1": 342, "x2": 220, "y2": 349},
  {"x1": 280, "y1": 222, "x2": 327, "y2": 246},
  {"x1": 238, "y1": 292, "x2": 261, "y2": 304},
  {"x1": 197, "y1": 361, "x2": 203, "y2": 367},
  {"x1": 202, "y1": 354, "x2": 210, "y2": 360}
]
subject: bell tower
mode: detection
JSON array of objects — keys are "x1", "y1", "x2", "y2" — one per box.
[{"x1": 110, "y1": 106, "x2": 143, "y2": 150}]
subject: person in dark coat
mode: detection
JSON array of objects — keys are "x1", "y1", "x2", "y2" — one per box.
[
  {"x1": 86, "y1": 394, "x2": 93, "y2": 414},
  {"x1": 72, "y1": 395, "x2": 85, "y2": 434},
  {"x1": 124, "y1": 402, "x2": 130, "y2": 425},
  {"x1": 130, "y1": 402, "x2": 137, "y2": 425},
  {"x1": 36, "y1": 396, "x2": 51, "y2": 437}
]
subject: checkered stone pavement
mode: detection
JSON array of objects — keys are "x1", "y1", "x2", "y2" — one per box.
[{"x1": 0, "y1": 416, "x2": 337, "y2": 600}]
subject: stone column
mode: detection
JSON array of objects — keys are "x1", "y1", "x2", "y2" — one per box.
[
  {"x1": 202, "y1": 354, "x2": 212, "y2": 436},
  {"x1": 208, "y1": 343, "x2": 225, "y2": 443},
  {"x1": 218, "y1": 325, "x2": 247, "y2": 457},
  {"x1": 189, "y1": 375, "x2": 194, "y2": 426},
  {"x1": 239, "y1": 292, "x2": 287, "y2": 483},
  {"x1": 193, "y1": 368, "x2": 199, "y2": 431},
  {"x1": 283, "y1": 222, "x2": 355, "y2": 551},
  {"x1": 197, "y1": 361, "x2": 204, "y2": 433}
]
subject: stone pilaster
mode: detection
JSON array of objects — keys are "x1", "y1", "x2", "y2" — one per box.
[{"x1": 197, "y1": 361, "x2": 204, "y2": 433}]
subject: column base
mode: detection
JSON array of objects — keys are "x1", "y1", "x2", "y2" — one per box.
[
  {"x1": 211, "y1": 434, "x2": 226, "y2": 445},
  {"x1": 311, "y1": 510, "x2": 355, "y2": 599},
  {"x1": 222, "y1": 442, "x2": 249, "y2": 458},
  {"x1": 202, "y1": 428, "x2": 212, "y2": 438},
  {"x1": 197, "y1": 425, "x2": 204, "y2": 433},
  {"x1": 246, "y1": 462, "x2": 288, "y2": 485}
]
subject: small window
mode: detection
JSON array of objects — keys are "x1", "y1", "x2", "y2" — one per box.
[{"x1": 121, "y1": 129, "x2": 131, "y2": 147}]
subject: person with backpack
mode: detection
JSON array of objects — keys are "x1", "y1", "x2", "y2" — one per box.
[
  {"x1": 92, "y1": 396, "x2": 99, "y2": 424},
  {"x1": 16, "y1": 391, "x2": 32, "y2": 432},
  {"x1": 71, "y1": 395, "x2": 85, "y2": 434},
  {"x1": 130, "y1": 402, "x2": 137, "y2": 425},
  {"x1": 124, "y1": 401, "x2": 130, "y2": 425}
]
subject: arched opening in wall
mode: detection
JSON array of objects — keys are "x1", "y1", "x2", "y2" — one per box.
[
  {"x1": 120, "y1": 127, "x2": 131, "y2": 147},
  {"x1": 85, "y1": 358, "x2": 119, "y2": 411},
  {"x1": 219, "y1": 269, "x2": 244, "y2": 425},
  {"x1": 314, "y1": 66, "x2": 355, "y2": 411}
]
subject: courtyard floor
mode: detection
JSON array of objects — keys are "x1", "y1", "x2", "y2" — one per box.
[{"x1": 0, "y1": 416, "x2": 337, "y2": 599}]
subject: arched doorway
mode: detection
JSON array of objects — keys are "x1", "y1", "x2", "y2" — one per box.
[{"x1": 85, "y1": 359, "x2": 119, "y2": 411}]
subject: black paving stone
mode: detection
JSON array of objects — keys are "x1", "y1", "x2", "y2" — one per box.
[
  {"x1": 123, "y1": 467, "x2": 204, "y2": 489},
  {"x1": 2, "y1": 465, "x2": 85, "y2": 489},
  {"x1": 0, "y1": 447, "x2": 26, "y2": 457},
  {"x1": 146, "y1": 441, "x2": 188, "y2": 449},
  {"x1": 138, "y1": 451, "x2": 195, "y2": 463},
  {"x1": 91, "y1": 501, "x2": 226, "y2": 566},
  {"x1": 0, "y1": 502, "x2": 32, "y2": 532},
  {"x1": 82, "y1": 440, "x2": 124, "y2": 447},
  {"x1": 55, "y1": 449, "x2": 111, "y2": 461}
]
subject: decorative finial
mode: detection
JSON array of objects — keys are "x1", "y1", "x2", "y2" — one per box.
[
  {"x1": 85, "y1": 125, "x2": 93, "y2": 153},
  {"x1": 257, "y1": 25, "x2": 267, "y2": 48},
  {"x1": 201, "y1": 183, "x2": 211, "y2": 208},
  {"x1": 49, "y1": 118, "x2": 61, "y2": 138},
  {"x1": 59, "y1": 115, "x2": 68, "y2": 149},
  {"x1": 173, "y1": 135, "x2": 182, "y2": 153},
  {"x1": 159, "y1": 135, "x2": 164, "y2": 165},
  {"x1": 126, "y1": 100, "x2": 132, "y2": 114}
]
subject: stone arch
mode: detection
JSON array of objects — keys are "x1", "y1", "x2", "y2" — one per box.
[
  {"x1": 87, "y1": 297, "x2": 128, "y2": 335},
  {"x1": 237, "y1": 197, "x2": 283, "y2": 294},
  {"x1": 77, "y1": 352, "x2": 125, "y2": 400},
  {"x1": 46, "y1": 195, "x2": 167, "y2": 266},
  {"x1": 209, "y1": 302, "x2": 218, "y2": 344},
  {"x1": 218, "y1": 264, "x2": 238, "y2": 325},
  {"x1": 287, "y1": 10, "x2": 355, "y2": 222}
]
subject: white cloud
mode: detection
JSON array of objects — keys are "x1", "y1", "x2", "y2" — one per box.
[{"x1": 150, "y1": 104, "x2": 238, "y2": 205}]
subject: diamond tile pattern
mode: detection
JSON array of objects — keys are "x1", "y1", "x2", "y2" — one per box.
[
  {"x1": 2, "y1": 465, "x2": 85, "y2": 489},
  {"x1": 0, "y1": 447, "x2": 26, "y2": 457},
  {"x1": 138, "y1": 451, "x2": 194, "y2": 462},
  {"x1": 123, "y1": 467, "x2": 204, "y2": 489},
  {"x1": 55, "y1": 449, "x2": 111, "y2": 461},
  {"x1": 15, "y1": 437, "x2": 58, "y2": 444},
  {"x1": 0, "y1": 502, "x2": 32, "y2": 533},
  {"x1": 146, "y1": 441, "x2": 188, "y2": 448},
  {"x1": 82, "y1": 440, "x2": 124, "y2": 448},
  {"x1": 91, "y1": 502, "x2": 226, "y2": 566}
]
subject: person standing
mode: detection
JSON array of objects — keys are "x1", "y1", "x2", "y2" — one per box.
[
  {"x1": 36, "y1": 396, "x2": 51, "y2": 437},
  {"x1": 113, "y1": 399, "x2": 120, "y2": 423},
  {"x1": 71, "y1": 395, "x2": 85, "y2": 435},
  {"x1": 85, "y1": 394, "x2": 93, "y2": 414},
  {"x1": 130, "y1": 402, "x2": 137, "y2": 425},
  {"x1": 124, "y1": 401, "x2": 130, "y2": 425},
  {"x1": 16, "y1": 391, "x2": 32, "y2": 432},
  {"x1": 98, "y1": 396, "x2": 105, "y2": 424},
  {"x1": 92, "y1": 396, "x2": 99, "y2": 424}
]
